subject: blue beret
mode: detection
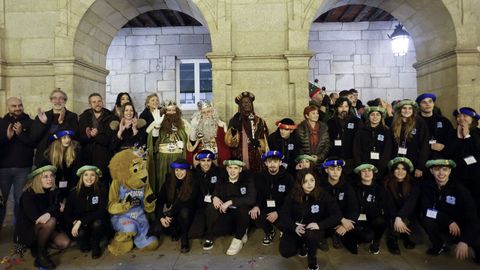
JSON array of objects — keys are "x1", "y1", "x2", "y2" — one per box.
[
  {"x1": 49, "y1": 130, "x2": 75, "y2": 142},
  {"x1": 322, "y1": 159, "x2": 346, "y2": 168},
  {"x1": 195, "y1": 150, "x2": 217, "y2": 160},
  {"x1": 261, "y1": 150, "x2": 284, "y2": 161},
  {"x1": 170, "y1": 158, "x2": 190, "y2": 170},
  {"x1": 415, "y1": 93, "x2": 436, "y2": 103},
  {"x1": 453, "y1": 107, "x2": 480, "y2": 119}
]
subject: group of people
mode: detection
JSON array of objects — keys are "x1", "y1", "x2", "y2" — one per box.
[{"x1": 0, "y1": 86, "x2": 479, "y2": 270}]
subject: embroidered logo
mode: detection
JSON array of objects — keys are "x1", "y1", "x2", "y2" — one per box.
[
  {"x1": 377, "y1": 134, "x2": 384, "y2": 141},
  {"x1": 367, "y1": 194, "x2": 375, "y2": 202},
  {"x1": 437, "y1": 122, "x2": 443, "y2": 128},
  {"x1": 288, "y1": 144, "x2": 294, "y2": 150},
  {"x1": 338, "y1": 192, "x2": 344, "y2": 201},
  {"x1": 278, "y1": 185, "x2": 286, "y2": 192},
  {"x1": 311, "y1": 204, "x2": 319, "y2": 213},
  {"x1": 92, "y1": 196, "x2": 99, "y2": 205},
  {"x1": 240, "y1": 187, "x2": 247, "y2": 195},
  {"x1": 211, "y1": 176, "x2": 217, "y2": 184},
  {"x1": 411, "y1": 128, "x2": 417, "y2": 135},
  {"x1": 446, "y1": 195, "x2": 456, "y2": 205}
]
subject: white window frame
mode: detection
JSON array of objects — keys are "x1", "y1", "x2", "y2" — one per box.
[{"x1": 176, "y1": 59, "x2": 211, "y2": 111}]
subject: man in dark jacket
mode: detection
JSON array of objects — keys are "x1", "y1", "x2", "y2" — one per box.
[
  {"x1": 31, "y1": 88, "x2": 79, "y2": 167},
  {"x1": 250, "y1": 151, "x2": 294, "y2": 246},
  {"x1": 267, "y1": 118, "x2": 300, "y2": 174},
  {"x1": 421, "y1": 159, "x2": 480, "y2": 264},
  {"x1": 78, "y1": 93, "x2": 114, "y2": 185},
  {"x1": 0, "y1": 97, "x2": 35, "y2": 228}
]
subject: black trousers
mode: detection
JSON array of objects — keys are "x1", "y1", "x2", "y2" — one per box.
[
  {"x1": 205, "y1": 204, "x2": 250, "y2": 240},
  {"x1": 154, "y1": 207, "x2": 193, "y2": 241},
  {"x1": 77, "y1": 219, "x2": 106, "y2": 247},
  {"x1": 253, "y1": 209, "x2": 279, "y2": 234},
  {"x1": 279, "y1": 229, "x2": 323, "y2": 268},
  {"x1": 353, "y1": 216, "x2": 387, "y2": 244}
]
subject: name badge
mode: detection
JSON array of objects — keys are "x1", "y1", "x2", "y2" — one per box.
[
  {"x1": 278, "y1": 185, "x2": 286, "y2": 192},
  {"x1": 288, "y1": 144, "x2": 294, "y2": 150},
  {"x1": 240, "y1": 187, "x2": 247, "y2": 195},
  {"x1": 334, "y1": 140, "x2": 342, "y2": 146},
  {"x1": 338, "y1": 192, "x2": 344, "y2": 201},
  {"x1": 398, "y1": 147, "x2": 407, "y2": 155},
  {"x1": 347, "y1": 123, "x2": 355, "y2": 129},
  {"x1": 311, "y1": 204, "x2": 319, "y2": 213},
  {"x1": 370, "y1": 152, "x2": 380, "y2": 160},
  {"x1": 267, "y1": 200, "x2": 276, "y2": 208},
  {"x1": 377, "y1": 134, "x2": 384, "y2": 141},
  {"x1": 210, "y1": 176, "x2": 217, "y2": 184},
  {"x1": 59, "y1": 181, "x2": 68, "y2": 188},
  {"x1": 429, "y1": 139, "x2": 437, "y2": 145},
  {"x1": 426, "y1": 208, "x2": 438, "y2": 219},
  {"x1": 437, "y1": 122, "x2": 443, "y2": 128},
  {"x1": 92, "y1": 196, "x2": 99, "y2": 205},
  {"x1": 464, "y1": 156, "x2": 477, "y2": 165},
  {"x1": 446, "y1": 195, "x2": 456, "y2": 205},
  {"x1": 204, "y1": 195, "x2": 212, "y2": 203},
  {"x1": 358, "y1": 213, "x2": 367, "y2": 221}
]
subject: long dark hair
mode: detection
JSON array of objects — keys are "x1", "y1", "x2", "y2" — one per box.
[
  {"x1": 383, "y1": 162, "x2": 412, "y2": 201},
  {"x1": 114, "y1": 92, "x2": 132, "y2": 108},
  {"x1": 167, "y1": 168, "x2": 193, "y2": 203},
  {"x1": 291, "y1": 169, "x2": 322, "y2": 203}
]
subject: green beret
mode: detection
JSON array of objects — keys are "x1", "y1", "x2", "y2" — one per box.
[
  {"x1": 223, "y1": 160, "x2": 245, "y2": 167},
  {"x1": 76, "y1": 165, "x2": 103, "y2": 177},
  {"x1": 394, "y1": 99, "x2": 419, "y2": 111},
  {"x1": 388, "y1": 157, "x2": 414, "y2": 173},
  {"x1": 364, "y1": 106, "x2": 386, "y2": 118},
  {"x1": 353, "y1": 163, "x2": 378, "y2": 174},
  {"x1": 27, "y1": 165, "x2": 57, "y2": 180},
  {"x1": 295, "y1": 155, "x2": 316, "y2": 163},
  {"x1": 425, "y1": 159, "x2": 456, "y2": 168}
]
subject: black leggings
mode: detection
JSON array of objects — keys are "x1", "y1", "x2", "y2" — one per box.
[
  {"x1": 76, "y1": 219, "x2": 106, "y2": 247},
  {"x1": 205, "y1": 204, "x2": 250, "y2": 240},
  {"x1": 279, "y1": 230, "x2": 323, "y2": 268}
]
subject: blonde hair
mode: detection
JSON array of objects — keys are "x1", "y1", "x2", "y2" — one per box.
[
  {"x1": 47, "y1": 138, "x2": 79, "y2": 168},
  {"x1": 76, "y1": 171, "x2": 100, "y2": 195},
  {"x1": 27, "y1": 172, "x2": 56, "y2": 194},
  {"x1": 144, "y1": 93, "x2": 159, "y2": 109}
]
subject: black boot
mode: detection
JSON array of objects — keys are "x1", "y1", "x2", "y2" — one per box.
[
  {"x1": 91, "y1": 241, "x2": 102, "y2": 259},
  {"x1": 387, "y1": 236, "x2": 400, "y2": 255},
  {"x1": 401, "y1": 234, "x2": 416, "y2": 249},
  {"x1": 180, "y1": 237, "x2": 190, "y2": 253},
  {"x1": 34, "y1": 249, "x2": 56, "y2": 269}
]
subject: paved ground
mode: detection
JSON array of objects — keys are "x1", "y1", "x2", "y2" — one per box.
[{"x1": 0, "y1": 195, "x2": 479, "y2": 269}]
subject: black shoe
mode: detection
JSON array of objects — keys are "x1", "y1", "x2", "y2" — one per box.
[
  {"x1": 308, "y1": 264, "x2": 319, "y2": 270},
  {"x1": 79, "y1": 242, "x2": 91, "y2": 252},
  {"x1": 318, "y1": 240, "x2": 329, "y2": 251},
  {"x1": 343, "y1": 239, "x2": 358, "y2": 255},
  {"x1": 262, "y1": 230, "x2": 275, "y2": 246},
  {"x1": 34, "y1": 250, "x2": 56, "y2": 269},
  {"x1": 91, "y1": 245, "x2": 102, "y2": 259},
  {"x1": 332, "y1": 234, "x2": 343, "y2": 249},
  {"x1": 181, "y1": 238, "x2": 190, "y2": 253},
  {"x1": 402, "y1": 236, "x2": 416, "y2": 249},
  {"x1": 387, "y1": 238, "x2": 400, "y2": 255},
  {"x1": 298, "y1": 244, "x2": 308, "y2": 257},
  {"x1": 426, "y1": 245, "x2": 444, "y2": 256},
  {"x1": 203, "y1": 239, "x2": 214, "y2": 250},
  {"x1": 369, "y1": 241, "x2": 380, "y2": 255}
]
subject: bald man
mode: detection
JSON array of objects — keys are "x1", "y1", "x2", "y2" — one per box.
[{"x1": 0, "y1": 97, "x2": 35, "y2": 230}]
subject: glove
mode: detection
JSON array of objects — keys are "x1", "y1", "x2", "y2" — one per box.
[{"x1": 145, "y1": 193, "x2": 156, "y2": 204}]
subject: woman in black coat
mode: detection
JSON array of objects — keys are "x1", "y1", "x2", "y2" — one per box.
[
  {"x1": 383, "y1": 157, "x2": 419, "y2": 255},
  {"x1": 279, "y1": 169, "x2": 341, "y2": 270},
  {"x1": 65, "y1": 166, "x2": 107, "y2": 259},
  {"x1": 15, "y1": 165, "x2": 70, "y2": 269},
  {"x1": 110, "y1": 102, "x2": 146, "y2": 152}
]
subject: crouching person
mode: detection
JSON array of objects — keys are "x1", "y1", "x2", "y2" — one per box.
[
  {"x1": 107, "y1": 148, "x2": 158, "y2": 256},
  {"x1": 421, "y1": 159, "x2": 480, "y2": 264},
  {"x1": 15, "y1": 165, "x2": 70, "y2": 269},
  {"x1": 279, "y1": 169, "x2": 341, "y2": 270},
  {"x1": 65, "y1": 166, "x2": 107, "y2": 259},
  {"x1": 203, "y1": 159, "x2": 256, "y2": 255}
]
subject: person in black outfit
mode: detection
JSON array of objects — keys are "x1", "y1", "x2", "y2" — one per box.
[
  {"x1": 249, "y1": 150, "x2": 294, "y2": 246},
  {"x1": 31, "y1": 88, "x2": 79, "y2": 167},
  {"x1": 351, "y1": 163, "x2": 388, "y2": 255},
  {"x1": 112, "y1": 92, "x2": 132, "y2": 119},
  {"x1": 320, "y1": 158, "x2": 359, "y2": 253},
  {"x1": 448, "y1": 107, "x2": 480, "y2": 216},
  {"x1": 416, "y1": 93, "x2": 453, "y2": 159},
  {"x1": 65, "y1": 166, "x2": 107, "y2": 259},
  {"x1": 0, "y1": 97, "x2": 35, "y2": 229},
  {"x1": 15, "y1": 165, "x2": 70, "y2": 269},
  {"x1": 139, "y1": 93, "x2": 161, "y2": 127},
  {"x1": 420, "y1": 159, "x2": 480, "y2": 264},
  {"x1": 390, "y1": 99, "x2": 430, "y2": 179},
  {"x1": 203, "y1": 159, "x2": 256, "y2": 256},
  {"x1": 279, "y1": 169, "x2": 341, "y2": 270},
  {"x1": 353, "y1": 106, "x2": 392, "y2": 179},
  {"x1": 78, "y1": 93, "x2": 114, "y2": 186},
  {"x1": 384, "y1": 157, "x2": 419, "y2": 255},
  {"x1": 188, "y1": 150, "x2": 222, "y2": 239},
  {"x1": 267, "y1": 118, "x2": 301, "y2": 174},
  {"x1": 110, "y1": 102, "x2": 146, "y2": 152},
  {"x1": 154, "y1": 159, "x2": 198, "y2": 253},
  {"x1": 327, "y1": 97, "x2": 363, "y2": 175}
]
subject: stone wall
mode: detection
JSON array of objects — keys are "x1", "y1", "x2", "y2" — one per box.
[
  {"x1": 105, "y1": 26, "x2": 211, "y2": 112},
  {"x1": 309, "y1": 21, "x2": 417, "y2": 103}
]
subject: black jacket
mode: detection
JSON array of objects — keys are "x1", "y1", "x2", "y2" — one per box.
[
  {"x1": 64, "y1": 185, "x2": 108, "y2": 227},
  {"x1": 420, "y1": 178, "x2": 480, "y2": 243},
  {"x1": 15, "y1": 188, "x2": 62, "y2": 246},
  {"x1": 353, "y1": 125, "x2": 392, "y2": 176},
  {"x1": 139, "y1": 108, "x2": 154, "y2": 127},
  {"x1": 193, "y1": 165, "x2": 223, "y2": 208},
  {"x1": 327, "y1": 115, "x2": 363, "y2": 160},
  {"x1": 254, "y1": 167, "x2": 294, "y2": 212},
  {"x1": 420, "y1": 114, "x2": 453, "y2": 159},
  {"x1": 31, "y1": 109, "x2": 79, "y2": 167},
  {"x1": 321, "y1": 177, "x2": 359, "y2": 221},
  {"x1": 155, "y1": 174, "x2": 199, "y2": 218},
  {"x1": 447, "y1": 128, "x2": 480, "y2": 188},
  {"x1": 0, "y1": 113, "x2": 35, "y2": 168},
  {"x1": 353, "y1": 181, "x2": 388, "y2": 219},
  {"x1": 268, "y1": 130, "x2": 301, "y2": 173},
  {"x1": 212, "y1": 172, "x2": 256, "y2": 207},
  {"x1": 384, "y1": 180, "x2": 420, "y2": 220},
  {"x1": 279, "y1": 192, "x2": 341, "y2": 232}
]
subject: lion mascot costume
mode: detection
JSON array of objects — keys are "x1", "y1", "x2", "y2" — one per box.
[{"x1": 107, "y1": 148, "x2": 158, "y2": 255}]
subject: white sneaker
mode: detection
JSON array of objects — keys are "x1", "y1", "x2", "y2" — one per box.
[
  {"x1": 241, "y1": 232, "x2": 248, "y2": 244},
  {"x1": 226, "y1": 238, "x2": 243, "y2": 255}
]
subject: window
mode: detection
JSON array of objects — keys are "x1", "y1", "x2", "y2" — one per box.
[{"x1": 176, "y1": 59, "x2": 212, "y2": 110}]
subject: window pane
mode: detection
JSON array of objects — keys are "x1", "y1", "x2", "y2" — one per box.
[
  {"x1": 200, "y1": 63, "x2": 212, "y2": 94},
  {"x1": 180, "y1": 63, "x2": 194, "y2": 94}
]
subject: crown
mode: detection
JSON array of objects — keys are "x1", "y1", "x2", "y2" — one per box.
[{"x1": 197, "y1": 100, "x2": 212, "y2": 110}]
